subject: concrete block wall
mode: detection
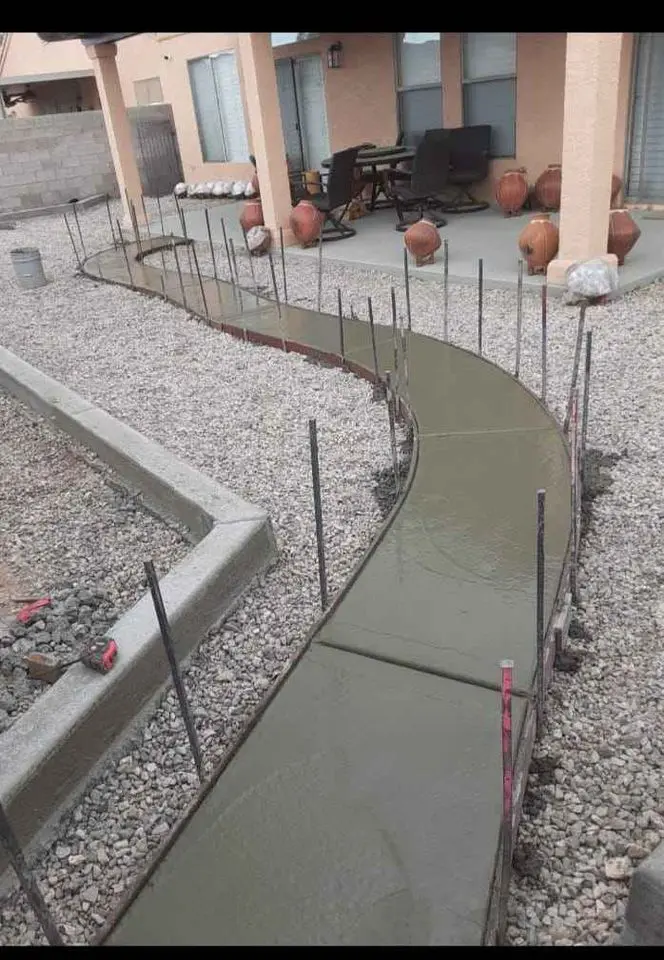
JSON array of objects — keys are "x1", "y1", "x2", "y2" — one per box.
[{"x1": 0, "y1": 105, "x2": 177, "y2": 215}]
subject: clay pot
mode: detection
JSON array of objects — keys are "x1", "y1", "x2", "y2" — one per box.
[
  {"x1": 534, "y1": 164, "x2": 562, "y2": 211},
  {"x1": 607, "y1": 208, "x2": 640, "y2": 266},
  {"x1": 495, "y1": 168, "x2": 529, "y2": 217},
  {"x1": 404, "y1": 217, "x2": 441, "y2": 267},
  {"x1": 239, "y1": 199, "x2": 264, "y2": 233},
  {"x1": 611, "y1": 174, "x2": 623, "y2": 208},
  {"x1": 289, "y1": 199, "x2": 324, "y2": 248},
  {"x1": 518, "y1": 214, "x2": 559, "y2": 276}
]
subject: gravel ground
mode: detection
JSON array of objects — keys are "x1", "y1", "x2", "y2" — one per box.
[
  {"x1": 0, "y1": 199, "x2": 663, "y2": 945},
  {"x1": 0, "y1": 389, "x2": 188, "y2": 728}
]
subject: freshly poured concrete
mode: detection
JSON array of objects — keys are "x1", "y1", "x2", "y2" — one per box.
[
  {"x1": 107, "y1": 645, "x2": 525, "y2": 946},
  {"x1": 82, "y1": 236, "x2": 571, "y2": 945}
]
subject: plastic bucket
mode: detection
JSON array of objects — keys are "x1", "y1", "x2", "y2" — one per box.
[{"x1": 10, "y1": 247, "x2": 47, "y2": 290}]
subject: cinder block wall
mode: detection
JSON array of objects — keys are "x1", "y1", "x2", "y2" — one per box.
[{"x1": 0, "y1": 105, "x2": 178, "y2": 215}]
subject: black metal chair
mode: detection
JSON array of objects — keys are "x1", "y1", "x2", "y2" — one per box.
[
  {"x1": 387, "y1": 133, "x2": 451, "y2": 232},
  {"x1": 309, "y1": 146, "x2": 360, "y2": 241},
  {"x1": 249, "y1": 154, "x2": 308, "y2": 205},
  {"x1": 436, "y1": 125, "x2": 491, "y2": 213}
]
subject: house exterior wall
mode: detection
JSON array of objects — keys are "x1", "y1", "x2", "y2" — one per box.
[{"x1": 1, "y1": 32, "x2": 637, "y2": 205}]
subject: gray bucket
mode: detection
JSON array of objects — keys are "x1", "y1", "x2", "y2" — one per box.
[{"x1": 10, "y1": 247, "x2": 47, "y2": 290}]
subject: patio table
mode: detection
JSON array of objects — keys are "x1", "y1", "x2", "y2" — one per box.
[{"x1": 321, "y1": 145, "x2": 416, "y2": 212}]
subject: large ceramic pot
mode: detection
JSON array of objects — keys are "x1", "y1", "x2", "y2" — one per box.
[
  {"x1": 534, "y1": 164, "x2": 562, "y2": 211},
  {"x1": 404, "y1": 217, "x2": 441, "y2": 267},
  {"x1": 607, "y1": 208, "x2": 641, "y2": 265},
  {"x1": 518, "y1": 214, "x2": 559, "y2": 275},
  {"x1": 611, "y1": 174, "x2": 623, "y2": 208},
  {"x1": 495, "y1": 168, "x2": 529, "y2": 217},
  {"x1": 239, "y1": 199, "x2": 264, "y2": 233},
  {"x1": 290, "y1": 199, "x2": 324, "y2": 247}
]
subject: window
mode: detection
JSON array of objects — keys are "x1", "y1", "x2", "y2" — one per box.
[
  {"x1": 462, "y1": 33, "x2": 516, "y2": 157},
  {"x1": 271, "y1": 33, "x2": 320, "y2": 47},
  {"x1": 188, "y1": 51, "x2": 249, "y2": 163},
  {"x1": 134, "y1": 77, "x2": 163, "y2": 106},
  {"x1": 395, "y1": 33, "x2": 442, "y2": 147}
]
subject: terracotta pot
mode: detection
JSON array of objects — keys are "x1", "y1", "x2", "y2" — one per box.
[
  {"x1": 607, "y1": 208, "x2": 641, "y2": 266},
  {"x1": 239, "y1": 199, "x2": 263, "y2": 233},
  {"x1": 611, "y1": 174, "x2": 622, "y2": 208},
  {"x1": 251, "y1": 172, "x2": 260, "y2": 197},
  {"x1": 404, "y1": 218, "x2": 441, "y2": 267},
  {"x1": 495, "y1": 168, "x2": 529, "y2": 217},
  {"x1": 534, "y1": 164, "x2": 562, "y2": 211},
  {"x1": 289, "y1": 199, "x2": 324, "y2": 247},
  {"x1": 518, "y1": 214, "x2": 559, "y2": 276}
]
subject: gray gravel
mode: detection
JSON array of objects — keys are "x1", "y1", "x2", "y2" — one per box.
[
  {"x1": 0, "y1": 198, "x2": 663, "y2": 945},
  {"x1": 0, "y1": 389, "x2": 188, "y2": 727}
]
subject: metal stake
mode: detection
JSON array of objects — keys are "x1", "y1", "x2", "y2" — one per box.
[
  {"x1": 204, "y1": 207, "x2": 218, "y2": 283},
  {"x1": 367, "y1": 296, "x2": 380, "y2": 384},
  {"x1": 564, "y1": 304, "x2": 587, "y2": 435},
  {"x1": 63, "y1": 213, "x2": 82, "y2": 270},
  {"x1": 71, "y1": 201, "x2": 86, "y2": 260},
  {"x1": 536, "y1": 489, "x2": 546, "y2": 738},
  {"x1": 581, "y1": 329, "x2": 593, "y2": 466},
  {"x1": 220, "y1": 217, "x2": 235, "y2": 285},
  {"x1": 140, "y1": 194, "x2": 152, "y2": 241},
  {"x1": 0, "y1": 801, "x2": 64, "y2": 946},
  {"x1": 178, "y1": 205, "x2": 194, "y2": 276},
  {"x1": 478, "y1": 257, "x2": 484, "y2": 357},
  {"x1": 515, "y1": 259, "x2": 524, "y2": 379},
  {"x1": 569, "y1": 390, "x2": 579, "y2": 604},
  {"x1": 385, "y1": 371, "x2": 401, "y2": 496},
  {"x1": 337, "y1": 288, "x2": 345, "y2": 364},
  {"x1": 390, "y1": 286, "x2": 400, "y2": 382},
  {"x1": 316, "y1": 232, "x2": 323, "y2": 313},
  {"x1": 267, "y1": 247, "x2": 282, "y2": 317},
  {"x1": 144, "y1": 561, "x2": 204, "y2": 782},
  {"x1": 130, "y1": 199, "x2": 144, "y2": 258},
  {"x1": 156, "y1": 194, "x2": 166, "y2": 237},
  {"x1": 171, "y1": 237, "x2": 188, "y2": 310},
  {"x1": 541, "y1": 282, "x2": 548, "y2": 404},
  {"x1": 497, "y1": 659, "x2": 514, "y2": 946},
  {"x1": 308, "y1": 419, "x2": 328, "y2": 611},
  {"x1": 242, "y1": 226, "x2": 259, "y2": 305},
  {"x1": 442, "y1": 238, "x2": 449, "y2": 341},
  {"x1": 190, "y1": 242, "x2": 210, "y2": 323},
  {"x1": 229, "y1": 237, "x2": 240, "y2": 289},
  {"x1": 280, "y1": 226, "x2": 288, "y2": 304},
  {"x1": 116, "y1": 218, "x2": 133, "y2": 287},
  {"x1": 105, "y1": 194, "x2": 117, "y2": 248},
  {"x1": 403, "y1": 247, "x2": 412, "y2": 331}
]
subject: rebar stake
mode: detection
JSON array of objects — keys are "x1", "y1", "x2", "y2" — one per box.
[
  {"x1": 171, "y1": 236, "x2": 188, "y2": 310},
  {"x1": 116, "y1": 218, "x2": 133, "y2": 287},
  {"x1": 515, "y1": 259, "x2": 524, "y2": 379},
  {"x1": 536, "y1": 489, "x2": 546, "y2": 738},
  {"x1": 144, "y1": 560, "x2": 204, "y2": 782},
  {"x1": 497, "y1": 659, "x2": 514, "y2": 946},
  {"x1": 385, "y1": 371, "x2": 401, "y2": 496},
  {"x1": 71, "y1": 200, "x2": 86, "y2": 260},
  {"x1": 308, "y1": 419, "x2": 328, "y2": 611},
  {"x1": 280, "y1": 226, "x2": 288, "y2": 304},
  {"x1": 442, "y1": 237, "x2": 449, "y2": 341},
  {"x1": 403, "y1": 247, "x2": 412, "y2": 331},
  {"x1": 541, "y1": 282, "x2": 548, "y2": 404},
  {"x1": 63, "y1": 213, "x2": 82, "y2": 270},
  {"x1": 564, "y1": 303, "x2": 587, "y2": 435},
  {"x1": 0, "y1": 801, "x2": 64, "y2": 945},
  {"x1": 478, "y1": 257, "x2": 484, "y2": 357},
  {"x1": 367, "y1": 296, "x2": 380, "y2": 385},
  {"x1": 337, "y1": 288, "x2": 345, "y2": 364}
]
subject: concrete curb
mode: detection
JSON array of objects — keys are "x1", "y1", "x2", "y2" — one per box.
[{"x1": 0, "y1": 346, "x2": 277, "y2": 867}]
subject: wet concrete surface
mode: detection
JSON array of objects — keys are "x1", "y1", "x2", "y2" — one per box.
[{"x1": 83, "y1": 237, "x2": 571, "y2": 945}]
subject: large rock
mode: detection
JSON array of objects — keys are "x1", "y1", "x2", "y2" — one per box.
[
  {"x1": 622, "y1": 841, "x2": 664, "y2": 945},
  {"x1": 564, "y1": 258, "x2": 619, "y2": 304}
]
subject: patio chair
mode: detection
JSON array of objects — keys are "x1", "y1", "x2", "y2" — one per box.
[
  {"x1": 309, "y1": 146, "x2": 360, "y2": 241},
  {"x1": 249, "y1": 154, "x2": 308, "y2": 205},
  {"x1": 387, "y1": 132, "x2": 451, "y2": 232},
  {"x1": 432, "y1": 125, "x2": 491, "y2": 214}
]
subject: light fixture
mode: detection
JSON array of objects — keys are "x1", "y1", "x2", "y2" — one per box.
[{"x1": 327, "y1": 42, "x2": 343, "y2": 69}]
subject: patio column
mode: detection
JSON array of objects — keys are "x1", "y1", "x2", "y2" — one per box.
[
  {"x1": 87, "y1": 42, "x2": 144, "y2": 230},
  {"x1": 547, "y1": 33, "x2": 623, "y2": 285},
  {"x1": 237, "y1": 33, "x2": 294, "y2": 244}
]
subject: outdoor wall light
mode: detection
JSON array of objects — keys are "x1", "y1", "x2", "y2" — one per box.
[{"x1": 327, "y1": 42, "x2": 343, "y2": 69}]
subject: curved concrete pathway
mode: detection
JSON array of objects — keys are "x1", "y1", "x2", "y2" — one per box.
[{"x1": 82, "y1": 237, "x2": 571, "y2": 945}]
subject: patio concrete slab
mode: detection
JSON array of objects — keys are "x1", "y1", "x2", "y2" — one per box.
[
  {"x1": 163, "y1": 203, "x2": 664, "y2": 296},
  {"x1": 106, "y1": 643, "x2": 525, "y2": 946}
]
